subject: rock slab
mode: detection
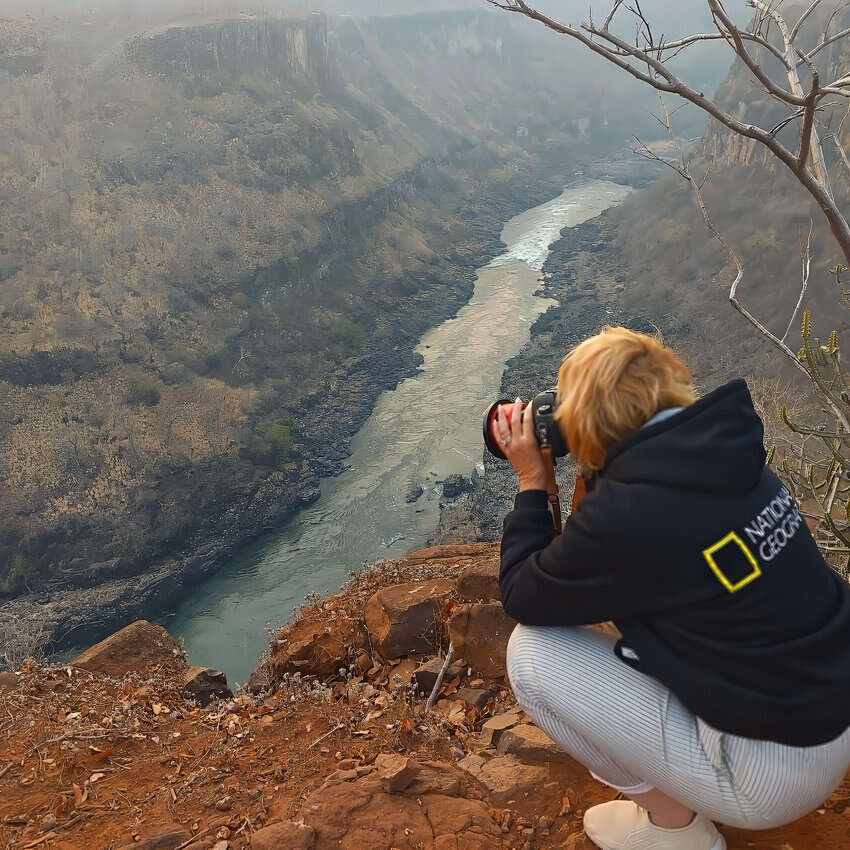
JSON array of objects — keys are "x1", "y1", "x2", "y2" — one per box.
[
  {"x1": 448, "y1": 603, "x2": 516, "y2": 678},
  {"x1": 480, "y1": 711, "x2": 523, "y2": 746},
  {"x1": 300, "y1": 758, "x2": 502, "y2": 849},
  {"x1": 364, "y1": 579, "x2": 455, "y2": 659},
  {"x1": 457, "y1": 753, "x2": 548, "y2": 806},
  {"x1": 251, "y1": 821, "x2": 315, "y2": 849},
  {"x1": 183, "y1": 666, "x2": 233, "y2": 706},
  {"x1": 72, "y1": 620, "x2": 184, "y2": 677},
  {"x1": 497, "y1": 723, "x2": 574, "y2": 764},
  {"x1": 374, "y1": 753, "x2": 419, "y2": 792},
  {"x1": 414, "y1": 656, "x2": 465, "y2": 693},
  {"x1": 456, "y1": 558, "x2": 501, "y2": 602}
]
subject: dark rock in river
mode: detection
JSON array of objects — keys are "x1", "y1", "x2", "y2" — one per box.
[
  {"x1": 442, "y1": 474, "x2": 475, "y2": 499},
  {"x1": 405, "y1": 485, "x2": 424, "y2": 503}
]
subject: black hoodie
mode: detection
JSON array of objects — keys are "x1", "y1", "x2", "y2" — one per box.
[{"x1": 500, "y1": 379, "x2": 850, "y2": 747}]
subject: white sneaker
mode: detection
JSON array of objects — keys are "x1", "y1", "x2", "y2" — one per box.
[{"x1": 583, "y1": 801, "x2": 726, "y2": 850}]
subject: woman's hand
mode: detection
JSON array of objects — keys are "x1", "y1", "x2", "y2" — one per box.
[{"x1": 495, "y1": 398, "x2": 548, "y2": 492}]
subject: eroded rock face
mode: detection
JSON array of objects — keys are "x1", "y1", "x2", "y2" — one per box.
[
  {"x1": 71, "y1": 620, "x2": 184, "y2": 678},
  {"x1": 299, "y1": 757, "x2": 502, "y2": 849},
  {"x1": 364, "y1": 579, "x2": 456, "y2": 659},
  {"x1": 448, "y1": 603, "x2": 516, "y2": 678}
]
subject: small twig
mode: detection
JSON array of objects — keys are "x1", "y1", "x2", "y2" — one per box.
[
  {"x1": 306, "y1": 722, "x2": 344, "y2": 750},
  {"x1": 425, "y1": 641, "x2": 454, "y2": 714}
]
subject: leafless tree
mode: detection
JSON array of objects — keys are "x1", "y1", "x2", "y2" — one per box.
[
  {"x1": 489, "y1": 0, "x2": 850, "y2": 567},
  {"x1": 488, "y1": 0, "x2": 850, "y2": 361}
]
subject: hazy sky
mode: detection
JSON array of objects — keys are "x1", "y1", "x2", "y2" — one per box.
[{"x1": 4, "y1": 0, "x2": 718, "y2": 29}]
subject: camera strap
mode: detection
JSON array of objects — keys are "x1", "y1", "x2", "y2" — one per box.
[{"x1": 540, "y1": 446, "x2": 563, "y2": 534}]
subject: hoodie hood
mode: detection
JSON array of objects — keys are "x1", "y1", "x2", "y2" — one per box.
[{"x1": 602, "y1": 379, "x2": 766, "y2": 493}]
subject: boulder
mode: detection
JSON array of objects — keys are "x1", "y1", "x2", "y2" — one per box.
[
  {"x1": 456, "y1": 687, "x2": 490, "y2": 710},
  {"x1": 405, "y1": 484, "x2": 424, "y2": 503},
  {"x1": 251, "y1": 821, "x2": 315, "y2": 849},
  {"x1": 441, "y1": 474, "x2": 474, "y2": 499},
  {"x1": 414, "y1": 656, "x2": 465, "y2": 693},
  {"x1": 456, "y1": 558, "x2": 501, "y2": 602},
  {"x1": 364, "y1": 579, "x2": 456, "y2": 659},
  {"x1": 448, "y1": 603, "x2": 516, "y2": 678},
  {"x1": 299, "y1": 759, "x2": 502, "y2": 849},
  {"x1": 496, "y1": 723, "x2": 573, "y2": 764},
  {"x1": 268, "y1": 618, "x2": 367, "y2": 679},
  {"x1": 72, "y1": 621, "x2": 184, "y2": 678},
  {"x1": 182, "y1": 666, "x2": 233, "y2": 706},
  {"x1": 373, "y1": 753, "x2": 419, "y2": 792},
  {"x1": 245, "y1": 663, "x2": 271, "y2": 695},
  {"x1": 480, "y1": 710, "x2": 523, "y2": 746},
  {"x1": 457, "y1": 753, "x2": 548, "y2": 806}
]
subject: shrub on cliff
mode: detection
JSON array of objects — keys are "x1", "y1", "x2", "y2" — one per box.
[
  {"x1": 0, "y1": 554, "x2": 33, "y2": 595},
  {"x1": 126, "y1": 375, "x2": 161, "y2": 407},
  {"x1": 264, "y1": 419, "x2": 294, "y2": 465}
]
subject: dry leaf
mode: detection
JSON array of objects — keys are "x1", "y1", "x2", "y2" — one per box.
[
  {"x1": 72, "y1": 783, "x2": 88, "y2": 807},
  {"x1": 88, "y1": 772, "x2": 105, "y2": 784},
  {"x1": 441, "y1": 677, "x2": 460, "y2": 696},
  {"x1": 152, "y1": 703, "x2": 162, "y2": 716}
]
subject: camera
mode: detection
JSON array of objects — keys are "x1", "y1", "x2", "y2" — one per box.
[{"x1": 482, "y1": 390, "x2": 569, "y2": 460}]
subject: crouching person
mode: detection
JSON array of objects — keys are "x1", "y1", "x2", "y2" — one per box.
[{"x1": 495, "y1": 327, "x2": 850, "y2": 850}]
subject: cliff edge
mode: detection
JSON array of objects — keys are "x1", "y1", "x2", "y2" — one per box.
[{"x1": 1, "y1": 544, "x2": 847, "y2": 849}]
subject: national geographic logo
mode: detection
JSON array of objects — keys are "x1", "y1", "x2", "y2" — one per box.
[{"x1": 702, "y1": 487, "x2": 804, "y2": 592}]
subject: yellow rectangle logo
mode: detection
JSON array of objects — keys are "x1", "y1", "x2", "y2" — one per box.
[{"x1": 702, "y1": 531, "x2": 762, "y2": 593}]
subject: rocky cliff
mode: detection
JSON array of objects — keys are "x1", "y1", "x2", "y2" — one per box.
[
  {"x1": 0, "y1": 545, "x2": 846, "y2": 849},
  {"x1": 0, "y1": 8, "x2": 671, "y2": 651}
]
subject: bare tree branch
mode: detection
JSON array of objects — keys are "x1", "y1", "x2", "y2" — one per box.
[
  {"x1": 488, "y1": 0, "x2": 850, "y2": 267},
  {"x1": 650, "y1": 30, "x2": 786, "y2": 65},
  {"x1": 602, "y1": 0, "x2": 626, "y2": 32},
  {"x1": 708, "y1": 0, "x2": 806, "y2": 107},
  {"x1": 748, "y1": 0, "x2": 835, "y2": 195},
  {"x1": 807, "y1": 25, "x2": 850, "y2": 59},
  {"x1": 798, "y1": 70, "x2": 821, "y2": 170},
  {"x1": 782, "y1": 221, "x2": 815, "y2": 344},
  {"x1": 791, "y1": 0, "x2": 826, "y2": 42}
]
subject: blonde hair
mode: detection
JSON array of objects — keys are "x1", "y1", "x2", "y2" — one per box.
[{"x1": 555, "y1": 327, "x2": 696, "y2": 471}]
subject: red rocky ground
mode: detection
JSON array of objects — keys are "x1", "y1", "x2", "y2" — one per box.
[{"x1": 1, "y1": 544, "x2": 847, "y2": 849}]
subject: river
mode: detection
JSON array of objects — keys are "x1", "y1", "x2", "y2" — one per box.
[{"x1": 164, "y1": 178, "x2": 631, "y2": 683}]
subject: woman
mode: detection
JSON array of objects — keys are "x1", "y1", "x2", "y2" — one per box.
[{"x1": 496, "y1": 327, "x2": 850, "y2": 850}]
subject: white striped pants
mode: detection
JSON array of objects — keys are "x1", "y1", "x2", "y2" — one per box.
[{"x1": 506, "y1": 624, "x2": 850, "y2": 830}]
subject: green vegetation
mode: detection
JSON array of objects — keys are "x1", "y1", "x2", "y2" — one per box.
[
  {"x1": 264, "y1": 419, "x2": 294, "y2": 465},
  {"x1": 1, "y1": 555, "x2": 33, "y2": 595},
  {"x1": 331, "y1": 319, "x2": 366, "y2": 352},
  {"x1": 126, "y1": 375, "x2": 162, "y2": 407}
]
